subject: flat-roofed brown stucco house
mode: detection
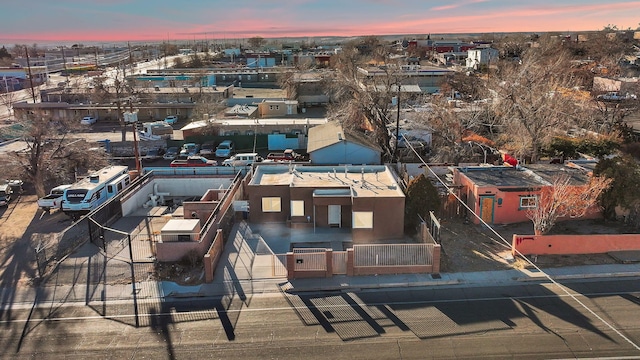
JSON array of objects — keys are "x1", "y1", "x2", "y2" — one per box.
[{"x1": 246, "y1": 164, "x2": 405, "y2": 243}]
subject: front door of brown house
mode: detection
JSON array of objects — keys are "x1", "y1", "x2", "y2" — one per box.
[
  {"x1": 479, "y1": 196, "x2": 494, "y2": 224},
  {"x1": 328, "y1": 205, "x2": 341, "y2": 227}
]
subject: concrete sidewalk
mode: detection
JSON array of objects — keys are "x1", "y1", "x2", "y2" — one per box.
[
  {"x1": 3, "y1": 263, "x2": 640, "y2": 309},
  {"x1": 279, "y1": 263, "x2": 640, "y2": 294}
]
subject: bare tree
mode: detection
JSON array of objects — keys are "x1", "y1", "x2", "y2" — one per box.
[
  {"x1": 5, "y1": 110, "x2": 109, "y2": 197},
  {"x1": 526, "y1": 174, "x2": 612, "y2": 235},
  {"x1": 490, "y1": 53, "x2": 581, "y2": 163},
  {"x1": 247, "y1": 36, "x2": 266, "y2": 50},
  {"x1": 325, "y1": 44, "x2": 404, "y2": 160},
  {"x1": 0, "y1": 91, "x2": 17, "y2": 117},
  {"x1": 422, "y1": 96, "x2": 485, "y2": 163},
  {"x1": 92, "y1": 65, "x2": 139, "y2": 141}
]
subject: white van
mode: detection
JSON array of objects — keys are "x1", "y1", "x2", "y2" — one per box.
[{"x1": 222, "y1": 153, "x2": 262, "y2": 166}]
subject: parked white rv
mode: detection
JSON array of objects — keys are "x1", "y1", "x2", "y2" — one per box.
[{"x1": 61, "y1": 166, "x2": 130, "y2": 219}]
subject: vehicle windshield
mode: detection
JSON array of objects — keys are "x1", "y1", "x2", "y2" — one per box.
[{"x1": 65, "y1": 189, "x2": 88, "y2": 203}]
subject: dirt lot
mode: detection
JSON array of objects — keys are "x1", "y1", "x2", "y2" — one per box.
[
  {"x1": 0, "y1": 191, "x2": 74, "y2": 287},
  {"x1": 438, "y1": 217, "x2": 634, "y2": 273}
]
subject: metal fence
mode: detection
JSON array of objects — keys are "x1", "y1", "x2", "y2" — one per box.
[
  {"x1": 292, "y1": 248, "x2": 326, "y2": 271},
  {"x1": 353, "y1": 244, "x2": 434, "y2": 267}
]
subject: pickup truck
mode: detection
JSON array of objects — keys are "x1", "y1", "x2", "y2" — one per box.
[
  {"x1": 37, "y1": 184, "x2": 72, "y2": 211},
  {"x1": 266, "y1": 149, "x2": 307, "y2": 162},
  {"x1": 170, "y1": 156, "x2": 217, "y2": 167}
]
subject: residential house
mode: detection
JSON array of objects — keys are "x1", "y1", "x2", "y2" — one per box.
[
  {"x1": 257, "y1": 99, "x2": 298, "y2": 117},
  {"x1": 466, "y1": 47, "x2": 499, "y2": 70},
  {"x1": 247, "y1": 164, "x2": 405, "y2": 242},
  {"x1": 307, "y1": 122, "x2": 382, "y2": 165},
  {"x1": 0, "y1": 66, "x2": 47, "y2": 91},
  {"x1": 357, "y1": 65, "x2": 453, "y2": 94},
  {"x1": 453, "y1": 164, "x2": 598, "y2": 225}
]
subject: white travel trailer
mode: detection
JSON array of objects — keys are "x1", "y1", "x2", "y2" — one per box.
[{"x1": 61, "y1": 166, "x2": 130, "y2": 219}]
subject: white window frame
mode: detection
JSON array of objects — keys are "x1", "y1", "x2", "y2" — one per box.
[
  {"x1": 291, "y1": 200, "x2": 304, "y2": 217},
  {"x1": 520, "y1": 196, "x2": 537, "y2": 208},
  {"x1": 262, "y1": 197, "x2": 281, "y2": 212},
  {"x1": 352, "y1": 211, "x2": 373, "y2": 229}
]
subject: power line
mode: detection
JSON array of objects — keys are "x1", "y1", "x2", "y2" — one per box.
[{"x1": 402, "y1": 135, "x2": 640, "y2": 352}]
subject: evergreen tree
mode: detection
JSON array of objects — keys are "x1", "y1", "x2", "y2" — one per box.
[
  {"x1": 0, "y1": 46, "x2": 11, "y2": 59},
  {"x1": 404, "y1": 174, "x2": 441, "y2": 234}
]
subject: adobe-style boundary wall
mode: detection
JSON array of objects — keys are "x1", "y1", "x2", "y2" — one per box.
[
  {"x1": 285, "y1": 221, "x2": 441, "y2": 279},
  {"x1": 202, "y1": 171, "x2": 253, "y2": 282},
  {"x1": 512, "y1": 233, "x2": 640, "y2": 256}
]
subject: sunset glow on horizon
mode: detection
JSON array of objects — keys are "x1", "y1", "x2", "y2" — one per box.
[{"x1": 2, "y1": 0, "x2": 639, "y2": 44}]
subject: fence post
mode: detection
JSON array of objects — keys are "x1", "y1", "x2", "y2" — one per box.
[
  {"x1": 286, "y1": 252, "x2": 295, "y2": 279},
  {"x1": 346, "y1": 248, "x2": 354, "y2": 276},
  {"x1": 432, "y1": 244, "x2": 441, "y2": 274},
  {"x1": 325, "y1": 249, "x2": 333, "y2": 277}
]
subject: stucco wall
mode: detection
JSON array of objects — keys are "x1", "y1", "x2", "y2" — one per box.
[{"x1": 512, "y1": 233, "x2": 640, "y2": 256}]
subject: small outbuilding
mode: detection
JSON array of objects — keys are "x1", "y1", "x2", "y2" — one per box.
[{"x1": 307, "y1": 122, "x2": 381, "y2": 165}]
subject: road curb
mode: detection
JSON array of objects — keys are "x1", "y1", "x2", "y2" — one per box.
[
  {"x1": 284, "y1": 279, "x2": 461, "y2": 294},
  {"x1": 515, "y1": 271, "x2": 640, "y2": 282}
]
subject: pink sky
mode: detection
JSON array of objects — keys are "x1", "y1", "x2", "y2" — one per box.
[{"x1": 2, "y1": 1, "x2": 639, "y2": 43}]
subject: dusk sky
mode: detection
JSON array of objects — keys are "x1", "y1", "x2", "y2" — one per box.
[{"x1": 2, "y1": 0, "x2": 639, "y2": 44}]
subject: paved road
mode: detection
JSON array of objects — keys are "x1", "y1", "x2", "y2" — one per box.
[{"x1": 1, "y1": 277, "x2": 639, "y2": 359}]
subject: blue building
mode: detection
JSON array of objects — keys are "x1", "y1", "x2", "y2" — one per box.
[{"x1": 307, "y1": 122, "x2": 381, "y2": 165}]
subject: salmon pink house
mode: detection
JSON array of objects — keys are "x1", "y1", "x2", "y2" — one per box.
[{"x1": 453, "y1": 164, "x2": 595, "y2": 225}]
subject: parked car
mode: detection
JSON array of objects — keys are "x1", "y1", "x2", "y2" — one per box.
[
  {"x1": 163, "y1": 147, "x2": 179, "y2": 160},
  {"x1": 199, "y1": 142, "x2": 216, "y2": 156},
  {"x1": 266, "y1": 149, "x2": 307, "y2": 161},
  {"x1": 215, "y1": 140, "x2": 235, "y2": 158},
  {"x1": 164, "y1": 115, "x2": 178, "y2": 125},
  {"x1": 0, "y1": 183, "x2": 13, "y2": 207},
  {"x1": 170, "y1": 156, "x2": 217, "y2": 167},
  {"x1": 143, "y1": 148, "x2": 165, "y2": 162},
  {"x1": 597, "y1": 92, "x2": 637, "y2": 101},
  {"x1": 180, "y1": 143, "x2": 200, "y2": 156},
  {"x1": 222, "y1": 153, "x2": 263, "y2": 166},
  {"x1": 80, "y1": 116, "x2": 97, "y2": 125}
]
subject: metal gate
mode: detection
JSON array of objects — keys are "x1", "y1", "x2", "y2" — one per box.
[
  {"x1": 332, "y1": 251, "x2": 348, "y2": 274},
  {"x1": 272, "y1": 254, "x2": 288, "y2": 277}
]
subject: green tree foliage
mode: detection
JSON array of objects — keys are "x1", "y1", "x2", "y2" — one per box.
[
  {"x1": 594, "y1": 155, "x2": 640, "y2": 221},
  {"x1": 404, "y1": 174, "x2": 441, "y2": 234}
]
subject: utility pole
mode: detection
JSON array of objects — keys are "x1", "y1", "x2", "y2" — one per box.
[
  {"x1": 129, "y1": 99, "x2": 141, "y2": 175},
  {"x1": 128, "y1": 42, "x2": 133, "y2": 75},
  {"x1": 61, "y1": 46, "x2": 69, "y2": 85},
  {"x1": 393, "y1": 82, "x2": 401, "y2": 163},
  {"x1": 24, "y1": 46, "x2": 37, "y2": 103}
]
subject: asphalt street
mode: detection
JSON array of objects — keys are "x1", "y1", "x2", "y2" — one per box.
[{"x1": 1, "y1": 277, "x2": 640, "y2": 359}]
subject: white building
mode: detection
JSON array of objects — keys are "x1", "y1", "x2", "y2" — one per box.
[{"x1": 466, "y1": 48, "x2": 499, "y2": 70}]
